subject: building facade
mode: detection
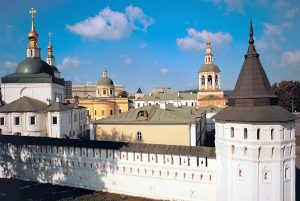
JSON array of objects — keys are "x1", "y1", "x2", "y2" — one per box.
[
  {"x1": 0, "y1": 8, "x2": 87, "y2": 139},
  {"x1": 213, "y1": 22, "x2": 297, "y2": 201},
  {"x1": 67, "y1": 69, "x2": 129, "y2": 121},
  {"x1": 93, "y1": 104, "x2": 207, "y2": 146},
  {"x1": 135, "y1": 92, "x2": 198, "y2": 108},
  {"x1": 197, "y1": 42, "x2": 225, "y2": 107}
]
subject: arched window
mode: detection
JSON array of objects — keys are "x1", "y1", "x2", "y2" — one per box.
[
  {"x1": 136, "y1": 131, "x2": 142, "y2": 141},
  {"x1": 258, "y1": 147, "x2": 261, "y2": 159},
  {"x1": 215, "y1": 75, "x2": 218, "y2": 85},
  {"x1": 257, "y1": 129, "x2": 260, "y2": 140},
  {"x1": 232, "y1": 145, "x2": 235, "y2": 155},
  {"x1": 244, "y1": 128, "x2": 248, "y2": 139},
  {"x1": 244, "y1": 147, "x2": 247, "y2": 156},
  {"x1": 208, "y1": 75, "x2": 212, "y2": 84},
  {"x1": 271, "y1": 128, "x2": 274, "y2": 140},
  {"x1": 285, "y1": 166, "x2": 291, "y2": 180},
  {"x1": 231, "y1": 127, "x2": 234, "y2": 138},
  {"x1": 201, "y1": 76, "x2": 205, "y2": 85},
  {"x1": 290, "y1": 128, "x2": 293, "y2": 139}
]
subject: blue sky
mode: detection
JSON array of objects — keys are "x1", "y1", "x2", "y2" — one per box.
[{"x1": 0, "y1": 0, "x2": 300, "y2": 94}]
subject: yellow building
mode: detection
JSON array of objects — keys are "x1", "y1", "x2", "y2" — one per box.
[
  {"x1": 67, "y1": 69, "x2": 129, "y2": 120},
  {"x1": 93, "y1": 104, "x2": 208, "y2": 146}
]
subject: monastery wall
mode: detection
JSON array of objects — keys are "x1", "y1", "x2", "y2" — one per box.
[{"x1": 0, "y1": 135, "x2": 217, "y2": 201}]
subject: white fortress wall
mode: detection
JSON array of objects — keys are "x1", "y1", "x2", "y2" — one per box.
[{"x1": 0, "y1": 136, "x2": 217, "y2": 201}]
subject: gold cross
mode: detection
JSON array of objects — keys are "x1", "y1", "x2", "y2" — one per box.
[{"x1": 29, "y1": 8, "x2": 36, "y2": 20}]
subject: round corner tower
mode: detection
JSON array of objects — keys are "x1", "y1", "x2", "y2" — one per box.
[{"x1": 213, "y1": 21, "x2": 297, "y2": 201}]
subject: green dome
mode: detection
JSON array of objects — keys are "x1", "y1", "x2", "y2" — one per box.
[
  {"x1": 98, "y1": 77, "x2": 114, "y2": 85},
  {"x1": 200, "y1": 64, "x2": 220, "y2": 73},
  {"x1": 16, "y1": 58, "x2": 54, "y2": 76}
]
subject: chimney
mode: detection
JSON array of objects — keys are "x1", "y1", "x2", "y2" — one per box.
[{"x1": 160, "y1": 102, "x2": 166, "y2": 110}]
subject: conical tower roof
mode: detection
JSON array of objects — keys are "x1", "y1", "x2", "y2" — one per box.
[
  {"x1": 213, "y1": 21, "x2": 297, "y2": 122},
  {"x1": 231, "y1": 21, "x2": 276, "y2": 100}
]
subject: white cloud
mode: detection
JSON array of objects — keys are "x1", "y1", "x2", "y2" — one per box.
[
  {"x1": 125, "y1": 5, "x2": 154, "y2": 31},
  {"x1": 281, "y1": 50, "x2": 300, "y2": 66},
  {"x1": 160, "y1": 68, "x2": 168, "y2": 75},
  {"x1": 256, "y1": 22, "x2": 292, "y2": 51},
  {"x1": 58, "y1": 57, "x2": 83, "y2": 71},
  {"x1": 123, "y1": 55, "x2": 133, "y2": 65},
  {"x1": 66, "y1": 5, "x2": 154, "y2": 40},
  {"x1": 3, "y1": 61, "x2": 17, "y2": 68},
  {"x1": 273, "y1": 0, "x2": 299, "y2": 19},
  {"x1": 177, "y1": 28, "x2": 232, "y2": 51},
  {"x1": 206, "y1": 0, "x2": 246, "y2": 13}
]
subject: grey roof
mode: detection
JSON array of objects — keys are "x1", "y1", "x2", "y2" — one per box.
[
  {"x1": 0, "y1": 97, "x2": 79, "y2": 113},
  {"x1": 0, "y1": 96, "x2": 48, "y2": 112},
  {"x1": 16, "y1": 58, "x2": 54, "y2": 76},
  {"x1": 200, "y1": 63, "x2": 220, "y2": 73},
  {"x1": 47, "y1": 102, "x2": 71, "y2": 112},
  {"x1": 136, "y1": 92, "x2": 197, "y2": 101},
  {"x1": 136, "y1": 88, "x2": 143, "y2": 94},
  {"x1": 0, "y1": 135, "x2": 216, "y2": 158},
  {"x1": 50, "y1": 65, "x2": 59, "y2": 72},
  {"x1": 94, "y1": 104, "x2": 205, "y2": 124},
  {"x1": 213, "y1": 21, "x2": 297, "y2": 122}
]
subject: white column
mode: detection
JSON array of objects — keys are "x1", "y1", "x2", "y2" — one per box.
[
  {"x1": 205, "y1": 73, "x2": 208, "y2": 90},
  {"x1": 212, "y1": 72, "x2": 215, "y2": 89}
]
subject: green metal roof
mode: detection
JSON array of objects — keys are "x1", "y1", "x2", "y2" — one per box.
[
  {"x1": 97, "y1": 77, "x2": 114, "y2": 85},
  {"x1": 199, "y1": 63, "x2": 220, "y2": 73},
  {"x1": 16, "y1": 58, "x2": 54, "y2": 76},
  {"x1": 94, "y1": 104, "x2": 206, "y2": 124},
  {"x1": 136, "y1": 92, "x2": 197, "y2": 101}
]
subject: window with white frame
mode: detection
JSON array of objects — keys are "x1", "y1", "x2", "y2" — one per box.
[
  {"x1": 0, "y1": 117, "x2": 4, "y2": 126},
  {"x1": 14, "y1": 116, "x2": 20, "y2": 126},
  {"x1": 52, "y1": 116, "x2": 58, "y2": 125},
  {"x1": 30, "y1": 116, "x2": 36, "y2": 125},
  {"x1": 136, "y1": 131, "x2": 142, "y2": 141}
]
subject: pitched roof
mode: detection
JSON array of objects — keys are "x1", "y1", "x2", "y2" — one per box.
[
  {"x1": 94, "y1": 104, "x2": 205, "y2": 124},
  {"x1": 213, "y1": 21, "x2": 297, "y2": 122},
  {"x1": 0, "y1": 135, "x2": 216, "y2": 158},
  {"x1": 47, "y1": 102, "x2": 71, "y2": 112},
  {"x1": 136, "y1": 87, "x2": 143, "y2": 94},
  {"x1": 136, "y1": 92, "x2": 197, "y2": 102},
  {"x1": 0, "y1": 96, "x2": 48, "y2": 112}
]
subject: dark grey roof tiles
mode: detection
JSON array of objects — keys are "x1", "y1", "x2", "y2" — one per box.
[
  {"x1": 0, "y1": 135, "x2": 216, "y2": 158},
  {"x1": 0, "y1": 96, "x2": 48, "y2": 112}
]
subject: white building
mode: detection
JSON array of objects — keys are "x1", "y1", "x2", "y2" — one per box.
[
  {"x1": 135, "y1": 92, "x2": 198, "y2": 108},
  {"x1": 213, "y1": 22, "x2": 297, "y2": 201},
  {"x1": 0, "y1": 13, "x2": 297, "y2": 201},
  {"x1": 0, "y1": 8, "x2": 87, "y2": 139}
]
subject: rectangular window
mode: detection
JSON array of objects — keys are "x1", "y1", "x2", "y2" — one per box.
[
  {"x1": 110, "y1": 89, "x2": 113, "y2": 95},
  {"x1": 110, "y1": 109, "x2": 113, "y2": 115},
  {"x1": 0, "y1": 117, "x2": 4, "y2": 126},
  {"x1": 14, "y1": 117, "x2": 20, "y2": 125},
  {"x1": 52, "y1": 116, "x2": 57, "y2": 125},
  {"x1": 94, "y1": 110, "x2": 97, "y2": 115},
  {"x1": 30, "y1": 116, "x2": 35, "y2": 125}
]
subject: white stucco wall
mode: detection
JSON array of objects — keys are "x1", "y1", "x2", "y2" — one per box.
[
  {"x1": 215, "y1": 121, "x2": 296, "y2": 201},
  {"x1": 0, "y1": 143, "x2": 217, "y2": 201},
  {"x1": 1, "y1": 83, "x2": 64, "y2": 104}
]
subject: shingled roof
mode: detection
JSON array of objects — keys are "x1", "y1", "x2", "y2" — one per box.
[
  {"x1": 213, "y1": 21, "x2": 297, "y2": 122},
  {"x1": 0, "y1": 96, "x2": 48, "y2": 112}
]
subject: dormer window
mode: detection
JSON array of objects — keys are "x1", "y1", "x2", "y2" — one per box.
[{"x1": 137, "y1": 110, "x2": 148, "y2": 119}]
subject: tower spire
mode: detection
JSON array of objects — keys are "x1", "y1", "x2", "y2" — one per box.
[
  {"x1": 27, "y1": 8, "x2": 41, "y2": 58},
  {"x1": 46, "y1": 32, "x2": 55, "y2": 66},
  {"x1": 204, "y1": 41, "x2": 214, "y2": 64},
  {"x1": 249, "y1": 19, "x2": 254, "y2": 45}
]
